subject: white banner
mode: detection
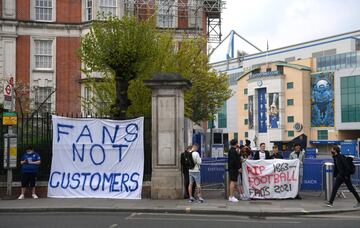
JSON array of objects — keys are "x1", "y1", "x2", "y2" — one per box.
[
  {"x1": 48, "y1": 116, "x2": 144, "y2": 199},
  {"x1": 242, "y1": 159, "x2": 300, "y2": 199}
]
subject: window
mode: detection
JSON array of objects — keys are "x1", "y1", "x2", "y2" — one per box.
[
  {"x1": 157, "y1": 0, "x2": 176, "y2": 28},
  {"x1": 34, "y1": 87, "x2": 53, "y2": 113},
  {"x1": 287, "y1": 116, "x2": 294, "y2": 123},
  {"x1": 287, "y1": 82, "x2": 294, "y2": 89},
  {"x1": 318, "y1": 130, "x2": 328, "y2": 140},
  {"x1": 100, "y1": 0, "x2": 117, "y2": 16},
  {"x1": 266, "y1": 67, "x2": 271, "y2": 72},
  {"x1": 34, "y1": 40, "x2": 53, "y2": 69},
  {"x1": 356, "y1": 39, "x2": 360, "y2": 51},
  {"x1": 35, "y1": 0, "x2": 53, "y2": 21},
  {"x1": 208, "y1": 120, "x2": 214, "y2": 129},
  {"x1": 244, "y1": 132, "x2": 248, "y2": 138},
  {"x1": 84, "y1": 87, "x2": 92, "y2": 116},
  {"x1": 188, "y1": 0, "x2": 202, "y2": 29},
  {"x1": 341, "y1": 76, "x2": 360, "y2": 122},
  {"x1": 287, "y1": 99, "x2": 294, "y2": 106},
  {"x1": 244, "y1": 104, "x2": 248, "y2": 110},
  {"x1": 244, "y1": 88, "x2": 248, "y2": 95},
  {"x1": 288, "y1": 131, "x2": 294, "y2": 137},
  {"x1": 233, "y1": 132, "x2": 238, "y2": 141},
  {"x1": 218, "y1": 102, "x2": 227, "y2": 128},
  {"x1": 244, "y1": 119, "x2": 248, "y2": 125},
  {"x1": 86, "y1": 0, "x2": 92, "y2": 21}
]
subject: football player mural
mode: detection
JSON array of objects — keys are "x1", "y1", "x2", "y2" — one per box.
[
  {"x1": 311, "y1": 72, "x2": 334, "y2": 127},
  {"x1": 269, "y1": 93, "x2": 279, "y2": 128}
]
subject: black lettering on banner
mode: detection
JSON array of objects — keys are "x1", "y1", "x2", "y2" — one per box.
[
  {"x1": 273, "y1": 163, "x2": 289, "y2": 172},
  {"x1": 249, "y1": 186, "x2": 271, "y2": 197},
  {"x1": 274, "y1": 184, "x2": 292, "y2": 193}
]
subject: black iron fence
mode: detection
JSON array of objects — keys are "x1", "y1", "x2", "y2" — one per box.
[{"x1": 0, "y1": 114, "x2": 152, "y2": 182}]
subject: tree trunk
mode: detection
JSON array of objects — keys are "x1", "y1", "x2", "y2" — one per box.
[{"x1": 115, "y1": 76, "x2": 129, "y2": 119}]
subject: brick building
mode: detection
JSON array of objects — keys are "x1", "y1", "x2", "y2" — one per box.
[{"x1": 0, "y1": 0, "x2": 223, "y2": 115}]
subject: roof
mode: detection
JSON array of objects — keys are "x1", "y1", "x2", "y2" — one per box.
[{"x1": 236, "y1": 61, "x2": 311, "y2": 81}]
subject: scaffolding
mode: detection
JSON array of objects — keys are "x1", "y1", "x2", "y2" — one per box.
[{"x1": 122, "y1": 0, "x2": 225, "y2": 43}]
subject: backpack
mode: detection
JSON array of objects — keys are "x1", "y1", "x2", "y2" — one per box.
[
  {"x1": 344, "y1": 156, "x2": 356, "y2": 176},
  {"x1": 184, "y1": 151, "x2": 196, "y2": 170}
]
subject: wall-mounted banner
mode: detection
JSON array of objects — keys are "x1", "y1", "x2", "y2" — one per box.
[
  {"x1": 248, "y1": 96, "x2": 254, "y2": 129},
  {"x1": 257, "y1": 88, "x2": 267, "y2": 133},
  {"x1": 242, "y1": 159, "x2": 299, "y2": 199},
  {"x1": 311, "y1": 72, "x2": 334, "y2": 127},
  {"x1": 268, "y1": 93, "x2": 279, "y2": 128},
  {"x1": 48, "y1": 116, "x2": 144, "y2": 199}
]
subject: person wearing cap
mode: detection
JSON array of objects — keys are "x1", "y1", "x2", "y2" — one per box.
[
  {"x1": 290, "y1": 143, "x2": 305, "y2": 199},
  {"x1": 18, "y1": 146, "x2": 41, "y2": 200}
]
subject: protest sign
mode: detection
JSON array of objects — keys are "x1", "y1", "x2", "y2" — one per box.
[
  {"x1": 242, "y1": 159, "x2": 299, "y2": 199},
  {"x1": 48, "y1": 116, "x2": 144, "y2": 199}
]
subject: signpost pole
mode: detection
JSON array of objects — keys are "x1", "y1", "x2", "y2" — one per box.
[{"x1": 3, "y1": 76, "x2": 17, "y2": 197}]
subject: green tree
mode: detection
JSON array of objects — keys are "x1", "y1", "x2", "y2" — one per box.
[
  {"x1": 80, "y1": 16, "x2": 231, "y2": 123},
  {"x1": 80, "y1": 16, "x2": 159, "y2": 119}
]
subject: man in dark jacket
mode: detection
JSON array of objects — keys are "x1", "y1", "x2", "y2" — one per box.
[
  {"x1": 325, "y1": 145, "x2": 360, "y2": 208},
  {"x1": 270, "y1": 145, "x2": 283, "y2": 159},
  {"x1": 228, "y1": 139, "x2": 241, "y2": 202},
  {"x1": 253, "y1": 143, "x2": 270, "y2": 160}
]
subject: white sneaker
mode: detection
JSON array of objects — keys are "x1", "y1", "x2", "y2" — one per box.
[
  {"x1": 18, "y1": 194, "x2": 25, "y2": 200},
  {"x1": 228, "y1": 196, "x2": 239, "y2": 202},
  {"x1": 32, "y1": 194, "x2": 39, "y2": 199}
]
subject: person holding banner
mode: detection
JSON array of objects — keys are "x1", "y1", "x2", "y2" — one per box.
[
  {"x1": 270, "y1": 145, "x2": 283, "y2": 159},
  {"x1": 18, "y1": 146, "x2": 41, "y2": 200},
  {"x1": 290, "y1": 143, "x2": 305, "y2": 199},
  {"x1": 228, "y1": 139, "x2": 241, "y2": 202},
  {"x1": 253, "y1": 143, "x2": 270, "y2": 160}
]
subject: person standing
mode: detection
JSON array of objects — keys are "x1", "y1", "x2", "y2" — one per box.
[
  {"x1": 290, "y1": 143, "x2": 305, "y2": 199},
  {"x1": 18, "y1": 146, "x2": 41, "y2": 200},
  {"x1": 188, "y1": 144, "x2": 204, "y2": 203},
  {"x1": 253, "y1": 143, "x2": 270, "y2": 160},
  {"x1": 325, "y1": 145, "x2": 360, "y2": 208},
  {"x1": 228, "y1": 139, "x2": 241, "y2": 202},
  {"x1": 180, "y1": 145, "x2": 195, "y2": 199},
  {"x1": 270, "y1": 145, "x2": 283, "y2": 159}
]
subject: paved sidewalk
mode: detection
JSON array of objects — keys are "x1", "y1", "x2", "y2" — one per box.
[{"x1": 0, "y1": 192, "x2": 359, "y2": 216}]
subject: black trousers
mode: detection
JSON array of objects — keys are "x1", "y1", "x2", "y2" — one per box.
[
  {"x1": 329, "y1": 175, "x2": 360, "y2": 204},
  {"x1": 183, "y1": 171, "x2": 196, "y2": 198}
]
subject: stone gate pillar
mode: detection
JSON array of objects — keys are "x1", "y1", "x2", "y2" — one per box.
[{"x1": 144, "y1": 73, "x2": 191, "y2": 199}]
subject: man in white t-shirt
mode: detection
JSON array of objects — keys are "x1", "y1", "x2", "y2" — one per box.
[
  {"x1": 188, "y1": 144, "x2": 204, "y2": 203},
  {"x1": 253, "y1": 143, "x2": 270, "y2": 160}
]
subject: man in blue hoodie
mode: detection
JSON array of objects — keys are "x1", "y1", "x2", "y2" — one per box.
[{"x1": 18, "y1": 146, "x2": 41, "y2": 200}]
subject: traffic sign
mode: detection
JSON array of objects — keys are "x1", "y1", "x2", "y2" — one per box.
[{"x1": 2, "y1": 112, "x2": 17, "y2": 125}]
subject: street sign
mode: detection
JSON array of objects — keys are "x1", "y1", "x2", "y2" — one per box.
[
  {"x1": 3, "y1": 76, "x2": 14, "y2": 110},
  {"x1": 3, "y1": 134, "x2": 17, "y2": 169},
  {"x1": 2, "y1": 112, "x2": 17, "y2": 125}
]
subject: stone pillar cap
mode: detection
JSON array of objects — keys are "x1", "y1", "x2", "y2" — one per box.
[{"x1": 144, "y1": 73, "x2": 192, "y2": 89}]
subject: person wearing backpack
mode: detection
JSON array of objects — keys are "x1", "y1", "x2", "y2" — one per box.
[
  {"x1": 188, "y1": 144, "x2": 204, "y2": 203},
  {"x1": 228, "y1": 139, "x2": 241, "y2": 202},
  {"x1": 325, "y1": 145, "x2": 360, "y2": 208},
  {"x1": 180, "y1": 145, "x2": 196, "y2": 199}
]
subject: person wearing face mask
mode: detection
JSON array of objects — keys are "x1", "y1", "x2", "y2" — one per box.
[
  {"x1": 18, "y1": 146, "x2": 41, "y2": 200},
  {"x1": 325, "y1": 145, "x2": 360, "y2": 208}
]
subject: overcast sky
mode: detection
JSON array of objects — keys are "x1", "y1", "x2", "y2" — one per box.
[{"x1": 209, "y1": 0, "x2": 360, "y2": 63}]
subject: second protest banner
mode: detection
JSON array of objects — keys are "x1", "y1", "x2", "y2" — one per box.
[{"x1": 242, "y1": 159, "x2": 300, "y2": 199}]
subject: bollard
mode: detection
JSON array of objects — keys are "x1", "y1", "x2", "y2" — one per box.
[
  {"x1": 224, "y1": 162, "x2": 229, "y2": 199},
  {"x1": 324, "y1": 162, "x2": 334, "y2": 202}
]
